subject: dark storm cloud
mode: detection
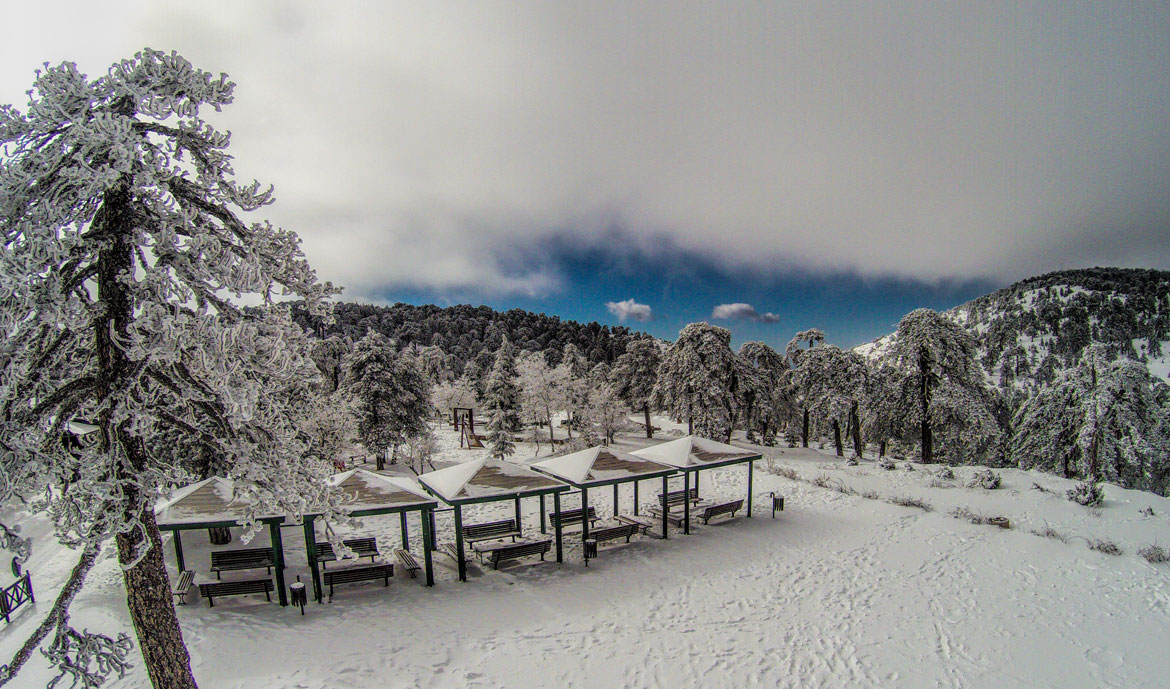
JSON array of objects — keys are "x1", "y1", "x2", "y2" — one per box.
[{"x1": 4, "y1": 1, "x2": 1168, "y2": 300}]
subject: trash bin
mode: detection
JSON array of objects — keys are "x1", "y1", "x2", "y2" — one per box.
[
  {"x1": 770, "y1": 492, "x2": 784, "y2": 518},
  {"x1": 289, "y1": 577, "x2": 307, "y2": 615},
  {"x1": 583, "y1": 539, "x2": 597, "y2": 566}
]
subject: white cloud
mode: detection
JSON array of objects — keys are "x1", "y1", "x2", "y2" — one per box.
[
  {"x1": 712, "y1": 303, "x2": 780, "y2": 323},
  {"x1": 606, "y1": 299, "x2": 652, "y2": 322},
  {"x1": 4, "y1": 3, "x2": 1168, "y2": 298}
]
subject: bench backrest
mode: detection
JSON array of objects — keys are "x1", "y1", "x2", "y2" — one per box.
[
  {"x1": 463, "y1": 519, "x2": 518, "y2": 540},
  {"x1": 548, "y1": 506, "x2": 597, "y2": 526},
  {"x1": 706, "y1": 499, "x2": 743, "y2": 515},
  {"x1": 343, "y1": 537, "x2": 377, "y2": 551},
  {"x1": 211, "y1": 548, "x2": 274, "y2": 565},
  {"x1": 200, "y1": 579, "x2": 273, "y2": 595},
  {"x1": 492, "y1": 540, "x2": 551, "y2": 559},
  {"x1": 324, "y1": 564, "x2": 393, "y2": 583},
  {"x1": 659, "y1": 488, "x2": 699, "y2": 507},
  {"x1": 590, "y1": 523, "x2": 638, "y2": 540}
]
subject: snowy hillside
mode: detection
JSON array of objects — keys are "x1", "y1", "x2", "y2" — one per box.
[
  {"x1": 856, "y1": 268, "x2": 1170, "y2": 391},
  {"x1": 4, "y1": 421, "x2": 1170, "y2": 688}
]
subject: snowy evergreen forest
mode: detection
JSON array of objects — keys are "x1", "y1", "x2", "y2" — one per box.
[{"x1": 292, "y1": 268, "x2": 1170, "y2": 497}]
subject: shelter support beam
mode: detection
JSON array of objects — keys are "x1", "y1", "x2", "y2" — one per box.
[
  {"x1": 268, "y1": 520, "x2": 288, "y2": 606},
  {"x1": 421, "y1": 508, "x2": 435, "y2": 587},
  {"x1": 661, "y1": 476, "x2": 669, "y2": 539},
  {"x1": 581, "y1": 487, "x2": 590, "y2": 545},
  {"x1": 683, "y1": 472, "x2": 691, "y2": 535},
  {"x1": 633, "y1": 481, "x2": 639, "y2": 514},
  {"x1": 554, "y1": 492, "x2": 564, "y2": 563},
  {"x1": 747, "y1": 461, "x2": 754, "y2": 517},
  {"x1": 303, "y1": 516, "x2": 322, "y2": 603},
  {"x1": 613, "y1": 484, "x2": 619, "y2": 516},
  {"x1": 540, "y1": 494, "x2": 547, "y2": 534},
  {"x1": 400, "y1": 512, "x2": 410, "y2": 549},
  {"x1": 171, "y1": 530, "x2": 185, "y2": 573},
  {"x1": 514, "y1": 497, "x2": 522, "y2": 531},
  {"x1": 454, "y1": 505, "x2": 466, "y2": 582}
]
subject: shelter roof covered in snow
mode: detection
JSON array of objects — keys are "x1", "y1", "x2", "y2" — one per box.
[
  {"x1": 531, "y1": 446, "x2": 676, "y2": 487},
  {"x1": 155, "y1": 477, "x2": 270, "y2": 526},
  {"x1": 631, "y1": 436, "x2": 761, "y2": 470},
  {"x1": 419, "y1": 457, "x2": 568, "y2": 504},
  {"x1": 328, "y1": 469, "x2": 437, "y2": 514}
]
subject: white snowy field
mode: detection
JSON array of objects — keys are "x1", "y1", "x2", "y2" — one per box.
[{"x1": 4, "y1": 423, "x2": 1170, "y2": 688}]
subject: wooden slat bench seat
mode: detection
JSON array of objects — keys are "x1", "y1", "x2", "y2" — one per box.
[
  {"x1": 395, "y1": 549, "x2": 422, "y2": 578},
  {"x1": 198, "y1": 578, "x2": 274, "y2": 607},
  {"x1": 462, "y1": 519, "x2": 522, "y2": 545},
  {"x1": 657, "y1": 488, "x2": 702, "y2": 509},
  {"x1": 439, "y1": 543, "x2": 462, "y2": 562},
  {"x1": 209, "y1": 547, "x2": 275, "y2": 579},
  {"x1": 644, "y1": 505, "x2": 687, "y2": 527},
  {"x1": 172, "y1": 570, "x2": 195, "y2": 605},
  {"x1": 316, "y1": 537, "x2": 380, "y2": 568},
  {"x1": 548, "y1": 506, "x2": 600, "y2": 532},
  {"x1": 478, "y1": 539, "x2": 552, "y2": 569},
  {"x1": 588, "y1": 523, "x2": 639, "y2": 545},
  {"x1": 699, "y1": 499, "x2": 744, "y2": 525},
  {"x1": 323, "y1": 563, "x2": 394, "y2": 601},
  {"x1": 615, "y1": 514, "x2": 656, "y2": 536}
]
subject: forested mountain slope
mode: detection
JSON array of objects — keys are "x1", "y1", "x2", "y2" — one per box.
[
  {"x1": 291, "y1": 301, "x2": 651, "y2": 376},
  {"x1": 860, "y1": 268, "x2": 1170, "y2": 396}
]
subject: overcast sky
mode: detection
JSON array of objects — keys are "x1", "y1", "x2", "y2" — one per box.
[{"x1": 4, "y1": 2, "x2": 1168, "y2": 347}]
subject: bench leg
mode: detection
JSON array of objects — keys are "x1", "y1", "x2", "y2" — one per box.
[
  {"x1": 265, "y1": 590, "x2": 271, "y2": 602},
  {"x1": 207, "y1": 596, "x2": 214, "y2": 608}
]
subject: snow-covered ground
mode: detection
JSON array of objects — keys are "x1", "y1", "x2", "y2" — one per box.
[{"x1": 4, "y1": 420, "x2": 1170, "y2": 688}]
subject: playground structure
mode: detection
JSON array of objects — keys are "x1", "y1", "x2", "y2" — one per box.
[{"x1": 452, "y1": 407, "x2": 483, "y2": 449}]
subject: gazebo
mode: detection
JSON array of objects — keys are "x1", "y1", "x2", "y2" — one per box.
[
  {"x1": 155, "y1": 477, "x2": 291, "y2": 606},
  {"x1": 531, "y1": 446, "x2": 678, "y2": 541},
  {"x1": 301, "y1": 469, "x2": 440, "y2": 602},
  {"x1": 631, "y1": 436, "x2": 763, "y2": 535},
  {"x1": 418, "y1": 458, "x2": 569, "y2": 582}
]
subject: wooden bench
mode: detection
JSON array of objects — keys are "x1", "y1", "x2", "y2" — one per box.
[
  {"x1": 395, "y1": 549, "x2": 422, "y2": 578},
  {"x1": 210, "y1": 547, "x2": 275, "y2": 579},
  {"x1": 439, "y1": 543, "x2": 462, "y2": 563},
  {"x1": 615, "y1": 514, "x2": 655, "y2": 536},
  {"x1": 548, "y1": 506, "x2": 601, "y2": 532},
  {"x1": 698, "y1": 499, "x2": 744, "y2": 524},
  {"x1": 481, "y1": 539, "x2": 552, "y2": 569},
  {"x1": 172, "y1": 570, "x2": 195, "y2": 605},
  {"x1": 657, "y1": 488, "x2": 701, "y2": 509},
  {"x1": 198, "y1": 578, "x2": 274, "y2": 607},
  {"x1": 316, "y1": 537, "x2": 380, "y2": 568},
  {"x1": 463, "y1": 519, "x2": 522, "y2": 545},
  {"x1": 323, "y1": 563, "x2": 394, "y2": 601},
  {"x1": 588, "y1": 523, "x2": 639, "y2": 545}
]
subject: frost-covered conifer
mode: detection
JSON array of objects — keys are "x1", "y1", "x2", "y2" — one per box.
[
  {"x1": 611, "y1": 339, "x2": 662, "y2": 438},
  {"x1": 0, "y1": 50, "x2": 345, "y2": 688},
  {"x1": 785, "y1": 329, "x2": 826, "y2": 446},
  {"x1": 1013, "y1": 345, "x2": 1170, "y2": 493},
  {"x1": 517, "y1": 351, "x2": 565, "y2": 445},
  {"x1": 653, "y1": 323, "x2": 742, "y2": 441},
  {"x1": 791, "y1": 345, "x2": 867, "y2": 456},
  {"x1": 738, "y1": 342, "x2": 793, "y2": 446},
  {"x1": 343, "y1": 331, "x2": 431, "y2": 469},
  {"x1": 482, "y1": 339, "x2": 521, "y2": 459},
  {"x1": 885, "y1": 309, "x2": 994, "y2": 462}
]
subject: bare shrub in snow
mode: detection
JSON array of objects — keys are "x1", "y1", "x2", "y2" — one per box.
[
  {"x1": 860, "y1": 489, "x2": 881, "y2": 500},
  {"x1": 845, "y1": 456, "x2": 860, "y2": 466},
  {"x1": 765, "y1": 460, "x2": 799, "y2": 481},
  {"x1": 1067, "y1": 481, "x2": 1104, "y2": 507},
  {"x1": 888, "y1": 495, "x2": 933, "y2": 511},
  {"x1": 1139, "y1": 506, "x2": 1156, "y2": 517},
  {"x1": 935, "y1": 466, "x2": 956, "y2": 481},
  {"x1": 950, "y1": 506, "x2": 991, "y2": 524},
  {"x1": 878, "y1": 458, "x2": 896, "y2": 470},
  {"x1": 904, "y1": 463, "x2": 915, "y2": 471},
  {"x1": 1138, "y1": 544, "x2": 1169, "y2": 563},
  {"x1": 967, "y1": 468, "x2": 1002, "y2": 490},
  {"x1": 1030, "y1": 482, "x2": 1052, "y2": 494},
  {"x1": 1029, "y1": 524, "x2": 1069, "y2": 542},
  {"x1": 1088, "y1": 539, "x2": 1122, "y2": 556},
  {"x1": 928, "y1": 478, "x2": 954, "y2": 489}
]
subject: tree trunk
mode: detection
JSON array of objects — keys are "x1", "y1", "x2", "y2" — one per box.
[
  {"x1": 850, "y1": 402, "x2": 863, "y2": 458},
  {"x1": 802, "y1": 408, "x2": 810, "y2": 448},
  {"x1": 643, "y1": 404, "x2": 653, "y2": 439},
  {"x1": 918, "y1": 349, "x2": 934, "y2": 463},
  {"x1": 879, "y1": 440, "x2": 887, "y2": 457},
  {"x1": 117, "y1": 509, "x2": 198, "y2": 689},
  {"x1": 97, "y1": 181, "x2": 199, "y2": 688},
  {"x1": 832, "y1": 419, "x2": 843, "y2": 456}
]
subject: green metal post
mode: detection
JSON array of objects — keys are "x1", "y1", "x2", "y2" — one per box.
[
  {"x1": 514, "y1": 496, "x2": 522, "y2": 531},
  {"x1": 429, "y1": 510, "x2": 438, "y2": 551},
  {"x1": 747, "y1": 461, "x2": 754, "y2": 517},
  {"x1": 661, "y1": 476, "x2": 669, "y2": 539},
  {"x1": 400, "y1": 512, "x2": 410, "y2": 549},
  {"x1": 171, "y1": 529, "x2": 186, "y2": 573},
  {"x1": 683, "y1": 472, "x2": 691, "y2": 535},
  {"x1": 268, "y1": 520, "x2": 288, "y2": 606},
  {"x1": 695, "y1": 471, "x2": 700, "y2": 498},
  {"x1": 454, "y1": 504, "x2": 466, "y2": 582},
  {"x1": 554, "y1": 492, "x2": 564, "y2": 563},
  {"x1": 613, "y1": 483, "x2": 619, "y2": 517},
  {"x1": 421, "y1": 508, "x2": 435, "y2": 587},
  {"x1": 540, "y1": 494, "x2": 547, "y2": 534},
  {"x1": 633, "y1": 481, "x2": 639, "y2": 514},
  {"x1": 303, "y1": 516, "x2": 322, "y2": 603},
  {"x1": 581, "y1": 487, "x2": 590, "y2": 545}
]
